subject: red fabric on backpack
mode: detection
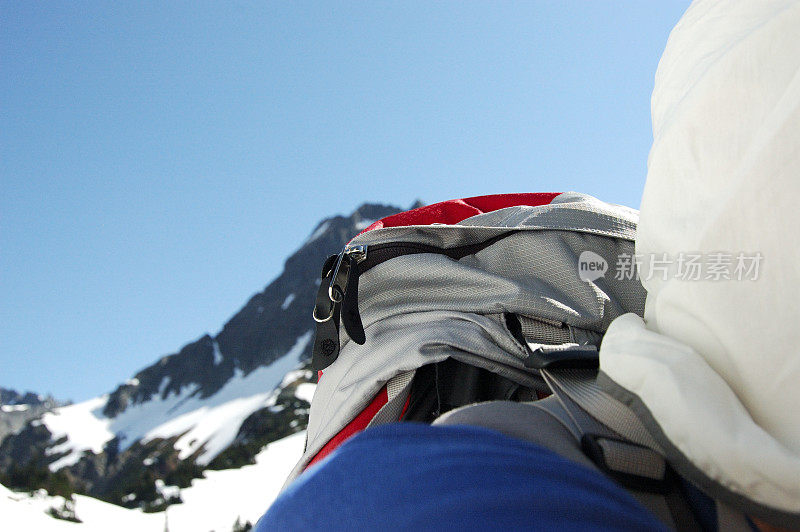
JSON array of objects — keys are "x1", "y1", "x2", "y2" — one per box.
[
  {"x1": 306, "y1": 387, "x2": 389, "y2": 469},
  {"x1": 357, "y1": 193, "x2": 560, "y2": 236},
  {"x1": 305, "y1": 387, "x2": 412, "y2": 471}
]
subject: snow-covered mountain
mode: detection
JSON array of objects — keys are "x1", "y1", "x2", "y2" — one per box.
[
  {"x1": 0, "y1": 387, "x2": 60, "y2": 444},
  {"x1": 0, "y1": 202, "x2": 410, "y2": 519},
  {"x1": 0, "y1": 431, "x2": 306, "y2": 531}
]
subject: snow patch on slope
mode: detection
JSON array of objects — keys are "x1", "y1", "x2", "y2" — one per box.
[
  {"x1": 355, "y1": 218, "x2": 376, "y2": 231},
  {"x1": 165, "y1": 431, "x2": 305, "y2": 530},
  {"x1": 43, "y1": 397, "x2": 115, "y2": 470},
  {"x1": 158, "y1": 377, "x2": 171, "y2": 396},
  {"x1": 212, "y1": 340, "x2": 223, "y2": 365},
  {"x1": 281, "y1": 293, "x2": 295, "y2": 310},
  {"x1": 294, "y1": 383, "x2": 316, "y2": 403},
  {"x1": 42, "y1": 331, "x2": 314, "y2": 470},
  {"x1": 1, "y1": 431, "x2": 306, "y2": 531},
  {"x1": 1, "y1": 404, "x2": 30, "y2": 412},
  {"x1": 280, "y1": 369, "x2": 313, "y2": 388},
  {"x1": 307, "y1": 221, "x2": 330, "y2": 243},
  {"x1": 1, "y1": 484, "x2": 160, "y2": 531}
]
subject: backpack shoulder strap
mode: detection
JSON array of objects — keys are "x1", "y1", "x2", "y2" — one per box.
[
  {"x1": 541, "y1": 367, "x2": 754, "y2": 532},
  {"x1": 434, "y1": 361, "x2": 755, "y2": 531},
  {"x1": 434, "y1": 392, "x2": 698, "y2": 530}
]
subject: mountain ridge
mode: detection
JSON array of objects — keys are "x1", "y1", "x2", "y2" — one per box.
[
  {"x1": 0, "y1": 201, "x2": 410, "y2": 510},
  {"x1": 0, "y1": 387, "x2": 61, "y2": 445}
]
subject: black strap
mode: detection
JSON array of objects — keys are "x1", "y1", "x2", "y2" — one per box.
[{"x1": 540, "y1": 367, "x2": 703, "y2": 531}]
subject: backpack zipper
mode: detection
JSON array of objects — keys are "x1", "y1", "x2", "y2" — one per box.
[
  {"x1": 327, "y1": 245, "x2": 368, "y2": 305},
  {"x1": 312, "y1": 231, "x2": 518, "y2": 370}
]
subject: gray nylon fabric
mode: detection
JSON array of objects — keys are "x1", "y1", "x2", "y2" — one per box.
[
  {"x1": 386, "y1": 370, "x2": 414, "y2": 401},
  {"x1": 544, "y1": 368, "x2": 662, "y2": 451},
  {"x1": 540, "y1": 370, "x2": 617, "y2": 439},
  {"x1": 569, "y1": 327, "x2": 603, "y2": 347},
  {"x1": 715, "y1": 502, "x2": 754, "y2": 532},
  {"x1": 518, "y1": 316, "x2": 571, "y2": 345},
  {"x1": 432, "y1": 398, "x2": 687, "y2": 531},
  {"x1": 457, "y1": 194, "x2": 638, "y2": 238},
  {"x1": 597, "y1": 438, "x2": 666, "y2": 479},
  {"x1": 349, "y1": 192, "x2": 638, "y2": 249},
  {"x1": 542, "y1": 366, "x2": 758, "y2": 530},
  {"x1": 283, "y1": 310, "x2": 546, "y2": 487},
  {"x1": 347, "y1": 230, "x2": 644, "y2": 350},
  {"x1": 366, "y1": 371, "x2": 415, "y2": 429},
  {"x1": 284, "y1": 196, "x2": 646, "y2": 488},
  {"x1": 535, "y1": 369, "x2": 702, "y2": 530},
  {"x1": 432, "y1": 398, "x2": 599, "y2": 471},
  {"x1": 529, "y1": 396, "x2": 583, "y2": 439},
  {"x1": 633, "y1": 493, "x2": 680, "y2": 531},
  {"x1": 597, "y1": 370, "x2": 800, "y2": 530}
]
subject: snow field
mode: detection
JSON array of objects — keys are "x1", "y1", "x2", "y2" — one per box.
[
  {"x1": 1, "y1": 431, "x2": 306, "y2": 531},
  {"x1": 41, "y1": 331, "x2": 313, "y2": 469}
]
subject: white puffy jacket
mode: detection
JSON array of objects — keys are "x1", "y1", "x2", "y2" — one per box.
[{"x1": 599, "y1": 0, "x2": 800, "y2": 525}]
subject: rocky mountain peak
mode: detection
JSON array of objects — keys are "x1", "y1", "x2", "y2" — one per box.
[
  {"x1": 0, "y1": 387, "x2": 60, "y2": 445},
  {"x1": 102, "y1": 202, "x2": 408, "y2": 417},
  {"x1": 0, "y1": 200, "x2": 424, "y2": 512}
]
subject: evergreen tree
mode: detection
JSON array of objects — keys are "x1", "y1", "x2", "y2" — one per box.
[{"x1": 232, "y1": 516, "x2": 253, "y2": 531}]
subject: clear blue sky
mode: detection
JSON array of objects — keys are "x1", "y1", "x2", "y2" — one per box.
[{"x1": 1, "y1": 1, "x2": 690, "y2": 402}]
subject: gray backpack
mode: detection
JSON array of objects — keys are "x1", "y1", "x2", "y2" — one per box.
[{"x1": 286, "y1": 192, "x2": 750, "y2": 531}]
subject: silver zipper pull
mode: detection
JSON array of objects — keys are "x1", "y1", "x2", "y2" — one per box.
[
  {"x1": 344, "y1": 244, "x2": 368, "y2": 263},
  {"x1": 328, "y1": 250, "x2": 347, "y2": 303},
  {"x1": 327, "y1": 244, "x2": 368, "y2": 303}
]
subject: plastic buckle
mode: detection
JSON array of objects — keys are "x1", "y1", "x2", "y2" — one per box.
[
  {"x1": 580, "y1": 433, "x2": 674, "y2": 494},
  {"x1": 523, "y1": 345, "x2": 599, "y2": 370}
]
